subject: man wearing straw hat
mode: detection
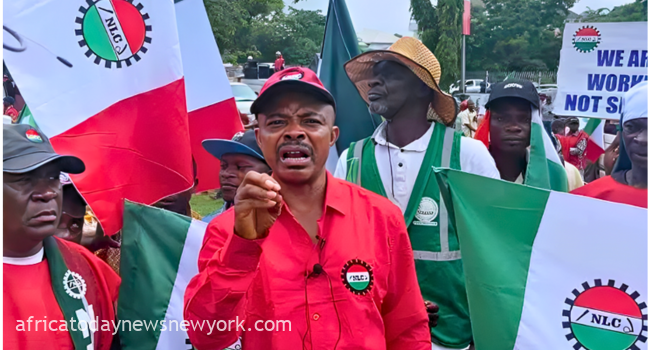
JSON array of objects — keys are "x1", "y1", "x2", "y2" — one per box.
[{"x1": 334, "y1": 37, "x2": 499, "y2": 350}]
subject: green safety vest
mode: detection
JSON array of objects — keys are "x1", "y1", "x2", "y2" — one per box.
[{"x1": 346, "y1": 122, "x2": 471, "y2": 348}]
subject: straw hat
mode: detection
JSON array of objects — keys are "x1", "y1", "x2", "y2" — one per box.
[{"x1": 344, "y1": 37, "x2": 457, "y2": 125}]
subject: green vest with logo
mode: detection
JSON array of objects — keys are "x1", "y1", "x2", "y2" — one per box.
[{"x1": 346, "y1": 122, "x2": 471, "y2": 348}]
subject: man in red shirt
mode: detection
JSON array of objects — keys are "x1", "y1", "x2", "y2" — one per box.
[
  {"x1": 557, "y1": 117, "x2": 589, "y2": 174},
  {"x1": 572, "y1": 81, "x2": 647, "y2": 208},
  {"x1": 184, "y1": 67, "x2": 430, "y2": 349},
  {"x1": 3, "y1": 124, "x2": 120, "y2": 350},
  {"x1": 4, "y1": 96, "x2": 19, "y2": 123},
  {"x1": 274, "y1": 51, "x2": 285, "y2": 72}
]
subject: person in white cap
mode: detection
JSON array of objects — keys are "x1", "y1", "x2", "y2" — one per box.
[
  {"x1": 274, "y1": 51, "x2": 285, "y2": 72},
  {"x1": 572, "y1": 81, "x2": 647, "y2": 208}
]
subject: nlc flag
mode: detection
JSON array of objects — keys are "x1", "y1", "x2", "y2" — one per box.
[
  {"x1": 4, "y1": 0, "x2": 193, "y2": 235},
  {"x1": 435, "y1": 168, "x2": 647, "y2": 350},
  {"x1": 175, "y1": 0, "x2": 243, "y2": 192},
  {"x1": 119, "y1": 202, "x2": 241, "y2": 350}
]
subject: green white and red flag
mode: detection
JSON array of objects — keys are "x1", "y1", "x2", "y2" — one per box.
[
  {"x1": 583, "y1": 118, "x2": 606, "y2": 162},
  {"x1": 175, "y1": 0, "x2": 243, "y2": 192},
  {"x1": 4, "y1": 0, "x2": 192, "y2": 235},
  {"x1": 434, "y1": 168, "x2": 647, "y2": 350}
]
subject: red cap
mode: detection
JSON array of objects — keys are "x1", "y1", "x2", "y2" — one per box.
[{"x1": 250, "y1": 67, "x2": 336, "y2": 115}]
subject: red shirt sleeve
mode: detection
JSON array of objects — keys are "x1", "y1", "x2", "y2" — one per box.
[
  {"x1": 184, "y1": 214, "x2": 264, "y2": 349},
  {"x1": 381, "y1": 205, "x2": 431, "y2": 349}
]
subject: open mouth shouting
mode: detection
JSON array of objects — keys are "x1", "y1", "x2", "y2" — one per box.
[{"x1": 279, "y1": 144, "x2": 312, "y2": 167}]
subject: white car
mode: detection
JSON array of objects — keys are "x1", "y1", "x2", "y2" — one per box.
[
  {"x1": 449, "y1": 79, "x2": 490, "y2": 94},
  {"x1": 230, "y1": 82, "x2": 258, "y2": 127}
]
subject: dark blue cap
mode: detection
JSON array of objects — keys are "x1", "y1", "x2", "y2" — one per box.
[{"x1": 202, "y1": 130, "x2": 266, "y2": 164}]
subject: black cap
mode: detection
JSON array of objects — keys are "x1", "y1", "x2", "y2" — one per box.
[
  {"x1": 566, "y1": 116, "x2": 580, "y2": 124},
  {"x1": 202, "y1": 130, "x2": 267, "y2": 165},
  {"x1": 3, "y1": 124, "x2": 85, "y2": 174},
  {"x1": 485, "y1": 80, "x2": 540, "y2": 110}
]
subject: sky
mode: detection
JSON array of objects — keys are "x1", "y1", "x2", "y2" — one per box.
[{"x1": 286, "y1": 0, "x2": 635, "y2": 37}]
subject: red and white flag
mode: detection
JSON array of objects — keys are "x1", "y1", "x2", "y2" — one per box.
[
  {"x1": 175, "y1": 0, "x2": 243, "y2": 192},
  {"x1": 4, "y1": 0, "x2": 193, "y2": 235},
  {"x1": 463, "y1": 0, "x2": 471, "y2": 35}
]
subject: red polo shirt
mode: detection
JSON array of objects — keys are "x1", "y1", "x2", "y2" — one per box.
[
  {"x1": 4, "y1": 238, "x2": 120, "y2": 350},
  {"x1": 184, "y1": 173, "x2": 429, "y2": 350}
]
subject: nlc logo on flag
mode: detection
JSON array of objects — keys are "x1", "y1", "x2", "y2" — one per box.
[
  {"x1": 564, "y1": 279, "x2": 647, "y2": 350},
  {"x1": 76, "y1": 0, "x2": 151, "y2": 68}
]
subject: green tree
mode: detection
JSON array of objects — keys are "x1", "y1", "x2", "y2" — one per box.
[
  {"x1": 247, "y1": 7, "x2": 325, "y2": 65},
  {"x1": 433, "y1": 0, "x2": 463, "y2": 90},
  {"x1": 577, "y1": 0, "x2": 648, "y2": 22},
  {"x1": 204, "y1": 0, "x2": 324, "y2": 65},
  {"x1": 465, "y1": 0, "x2": 577, "y2": 72},
  {"x1": 411, "y1": 0, "x2": 462, "y2": 89},
  {"x1": 410, "y1": 0, "x2": 439, "y2": 55},
  {"x1": 203, "y1": 0, "x2": 283, "y2": 62}
]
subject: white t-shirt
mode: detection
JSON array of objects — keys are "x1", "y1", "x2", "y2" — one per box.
[
  {"x1": 3, "y1": 247, "x2": 44, "y2": 265},
  {"x1": 459, "y1": 109, "x2": 478, "y2": 138},
  {"x1": 334, "y1": 121, "x2": 500, "y2": 213}
]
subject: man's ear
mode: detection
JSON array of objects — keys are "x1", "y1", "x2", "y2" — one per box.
[
  {"x1": 255, "y1": 126, "x2": 261, "y2": 148},
  {"x1": 330, "y1": 126, "x2": 340, "y2": 147}
]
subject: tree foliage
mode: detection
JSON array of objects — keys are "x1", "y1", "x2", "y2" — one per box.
[
  {"x1": 576, "y1": 0, "x2": 648, "y2": 22},
  {"x1": 465, "y1": 0, "x2": 577, "y2": 72},
  {"x1": 410, "y1": 0, "x2": 438, "y2": 53},
  {"x1": 433, "y1": 0, "x2": 463, "y2": 90},
  {"x1": 203, "y1": 0, "x2": 283, "y2": 58},
  {"x1": 203, "y1": 0, "x2": 325, "y2": 65},
  {"x1": 410, "y1": 0, "x2": 462, "y2": 89},
  {"x1": 464, "y1": 0, "x2": 645, "y2": 74}
]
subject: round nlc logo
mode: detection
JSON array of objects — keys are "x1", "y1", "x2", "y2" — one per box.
[
  {"x1": 25, "y1": 129, "x2": 43, "y2": 143},
  {"x1": 563, "y1": 279, "x2": 647, "y2": 350},
  {"x1": 76, "y1": 0, "x2": 151, "y2": 68},
  {"x1": 572, "y1": 26, "x2": 601, "y2": 53},
  {"x1": 341, "y1": 259, "x2": 374, "y2": 296}
]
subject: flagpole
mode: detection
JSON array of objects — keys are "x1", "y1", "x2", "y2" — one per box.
[{"x1": 461, "y1": 35, "x2": 466, "y2": 94}]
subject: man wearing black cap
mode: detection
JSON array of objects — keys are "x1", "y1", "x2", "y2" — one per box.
[
  {"x1": 185, "y1": 67, "x2": 430, "y2": 349},
  {"x1": 3, "y1": 124, "x2": 119, "y2": 350},
  {"x1": 201, "y1": 130, "x2": 271, "y2": 223},
  {"x1": 475, "y1": 80, "x2": 568, "y2": 191}
]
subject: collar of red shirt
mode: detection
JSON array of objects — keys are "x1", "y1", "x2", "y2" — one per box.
[{"x1": 282, "y1": 171, "x2": 348, "y2": 217}]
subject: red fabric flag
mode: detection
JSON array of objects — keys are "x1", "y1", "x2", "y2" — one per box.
[{"x1": 463, "y1": 0, "x2": 471, "y2": 35}]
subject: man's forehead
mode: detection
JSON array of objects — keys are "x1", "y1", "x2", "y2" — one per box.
[
  {"x1": 624, "y1": 118, "x2": 647, "y2": 126},
  {"x1": 6, "y1": 161, "x2": 62, "y2": 176},
  {"x1": 373, "y1": 60, "x2": 408, "y2": 73}
]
